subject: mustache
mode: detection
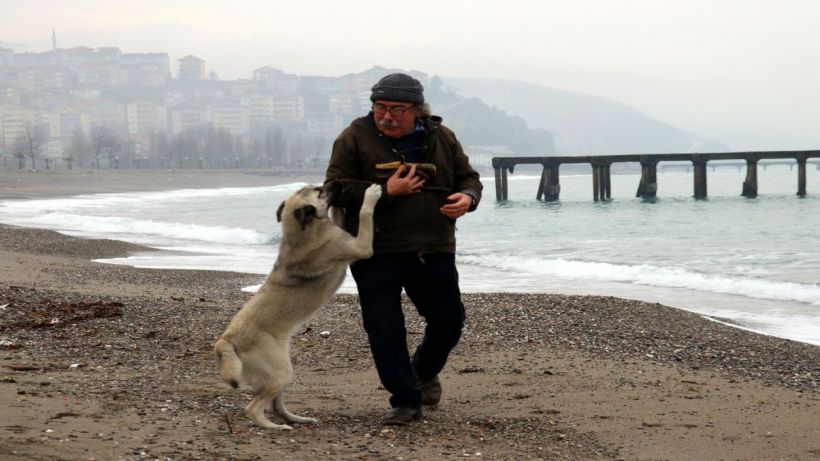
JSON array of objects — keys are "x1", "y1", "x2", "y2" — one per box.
[{"x1": 378, "y1": 119, "x2": 401, "y2": 129}]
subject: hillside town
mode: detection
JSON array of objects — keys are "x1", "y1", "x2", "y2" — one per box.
[{"x1": 1, "y1": 38, "x2": 481, "y2": 171}]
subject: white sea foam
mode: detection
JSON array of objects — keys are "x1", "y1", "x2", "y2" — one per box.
[
  {"x1": 11, "y1": 212, "x2": 272, "y2": 245},
  {"x1": 0, "y1": 184, "x2": 303, "y2": 244},
  {"x1": 0, "y1": 183, "x2": 306, "y2": 214},
  {"x1": 459, "y1": 254, "x2": 820, "y2": 305}
]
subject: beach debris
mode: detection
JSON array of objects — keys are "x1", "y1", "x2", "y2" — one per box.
[
  {"x1": 458, "y1": 366, "x2": 485, "y2": 374},
  {"x1": 48, "y1": 412, "x2": 81, "y2": 421},
  {"x1": 5, "y1": 364, "x2": 39, "y2": 371},
  {"x1": 0, "y1": 298, "x2": 124, "y2": 332},
  {"x1": 0, "y1": 303, "x2": 9, "y2": 310},
  {"x1": 319, "y1": 330, "x2": 331, "y2": 337}
]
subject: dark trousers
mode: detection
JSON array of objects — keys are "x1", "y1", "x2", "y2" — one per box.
[{"x1": 350, "y1": 253, "x2": 466, "y2": 409}]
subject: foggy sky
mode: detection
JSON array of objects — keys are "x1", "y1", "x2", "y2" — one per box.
[{"x1": 2, "y1": 0, "x2": 819, "y2": 150}]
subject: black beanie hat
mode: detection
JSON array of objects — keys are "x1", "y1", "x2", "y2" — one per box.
[{"x1": 370, "y1": 73, "x2": 425, "y2": 105}]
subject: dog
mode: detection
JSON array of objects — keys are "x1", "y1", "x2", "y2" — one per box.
[{"x1": 213, "y1": 182, "x2": 382, "y2": 430}]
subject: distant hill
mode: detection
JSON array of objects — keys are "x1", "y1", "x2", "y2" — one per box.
[{"x1": 442, "y1": 77, "x2": 726, "y2": 155}]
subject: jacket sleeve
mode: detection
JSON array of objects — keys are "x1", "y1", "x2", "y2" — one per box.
[
  {"x1": 325, "y1": 130, "x2": 390, "y2": 211},
  {"x1": 449, "y1": 133, "x2": 483, "y2": 212}
]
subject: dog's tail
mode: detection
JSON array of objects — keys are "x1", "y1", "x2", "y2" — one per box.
[{"x1": 213, "y1": 338, "x2": 242, "y2": 389}]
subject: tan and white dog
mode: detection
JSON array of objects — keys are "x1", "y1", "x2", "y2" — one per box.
[{"x1": 214, "y1": 182, "x2": 381, "y2": 430}]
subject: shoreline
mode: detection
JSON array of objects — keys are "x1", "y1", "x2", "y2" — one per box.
[
  {"x1": 5, "y1": 169, "x2": 817, "y2": 346},
  {"x1": 0, "y1": 168, "x2": 326, "y2": 200},
  {"x1": 2, "y1": 169, "x2": 819, "y2": 459}
]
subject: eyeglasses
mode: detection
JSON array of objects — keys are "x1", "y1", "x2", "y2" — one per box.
[{"x1": 372, "y1": 103, "x2": 416, "y2": 116}]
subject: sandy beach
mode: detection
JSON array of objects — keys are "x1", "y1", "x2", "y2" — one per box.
[{"x1": 1, "y1": 169, "x2": 818, "y2": 460}]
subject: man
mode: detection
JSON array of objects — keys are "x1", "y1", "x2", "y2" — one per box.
[{"x1": 325, "y1": 73, "x2": 483, "y2": 425}]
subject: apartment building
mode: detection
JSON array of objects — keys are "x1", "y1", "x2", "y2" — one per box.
[
  {"x1": 43, "y1": 104, "x2": 91, "y2": 139},
  {"x1": 169, "y1": 102, "x2": 208, "y2": 135},
  {"x1": 126, "y1": 101, "x2": 168, "y2": 136},
  {"x1": 178, "y1": 55, "x2": 205, "y2": 81},
  {"x1": 328, "y1": 91, "x2": 359, "y2": 117},
  {"x1": 0, "y1": 104, "x2": 35, "y2": 151},
  {"x1": 240, "y1": 95, "x2": 274, "y2": 124},
  {"x1": 272, "y1": 94, "x2": 305, "y2": 122},
  {"x1": 211, "y1": 102, "x2": 249, "y2": 135}
]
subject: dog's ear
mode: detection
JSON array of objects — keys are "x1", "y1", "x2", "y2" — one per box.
[
  {"x1": 293, "y1": 205, "x2": 317, "y2": 230},
  {"x1": 276, "y1": 201, "x2": 285, "y2": 223}
]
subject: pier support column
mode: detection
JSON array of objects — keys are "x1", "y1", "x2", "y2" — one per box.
[
  {"x1": 592, "y1": 164, "x2": 600, "y2": 202},
  {"x1": 538, "y1": 165, "x2": 561, "y2": 201},
  {"x1": 592, "y1": 163, "x2": 612, "y2": 201},
  {"x1": 693, "y1": 159, "x2": 708, "y2": 199},
  {"x1": 501, "y1": 167, "x2": 509, "y2": 200},
  {"x1": 797, "y1": 156, "x2": 807, "y2": 197},
  {"x1": 493, "y1": 166, "x2": 504, "y2": 201},
  {"x1": 741, "y1": 158, "x2": 758, "y2": 198},
  {"x1": 492, "y1": 161, "x2": 512, "y2": 201},
  {"x1": 636, "y1": 160, "x2": 658, "y2": 199}
]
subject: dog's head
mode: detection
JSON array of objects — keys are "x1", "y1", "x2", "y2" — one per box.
[{"x1": 276, "y1": 184, "x2": 334, "y2": 231}]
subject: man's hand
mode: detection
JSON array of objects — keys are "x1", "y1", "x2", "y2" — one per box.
[
  {"x1": 440, "y1": 192, "x2": 472, "y2": 219},
  {"x1": 386, "y1": 164, "x2": 425, "y2": 196}
]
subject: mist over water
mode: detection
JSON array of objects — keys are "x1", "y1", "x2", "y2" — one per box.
[{"x1": 1, "y1": 168, "x2": 818, "y2": 345}]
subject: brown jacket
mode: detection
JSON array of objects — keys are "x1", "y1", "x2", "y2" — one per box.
[{"x1": 325, "y1": 113, "x2": 483, "y2": 254}]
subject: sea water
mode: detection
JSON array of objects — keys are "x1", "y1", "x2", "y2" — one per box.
[{"x1": 1, "y1": 167, "x2": 818, "y2": 346}]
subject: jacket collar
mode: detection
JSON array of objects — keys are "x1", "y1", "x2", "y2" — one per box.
[{"x1": 358, "y1": 112, "x2": 442, "y2": 136}]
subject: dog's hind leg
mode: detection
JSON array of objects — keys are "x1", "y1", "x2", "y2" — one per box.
[
  {"x1": 245, "y1": 392, "x2": 293, "y2": 430},
  {"x1": 272, "y1": 393, "x2": 320, "y2": 424}
]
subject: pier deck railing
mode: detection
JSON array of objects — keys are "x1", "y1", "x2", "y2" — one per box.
[{"x1": 491, "y1": 150, "x2": 820, "y2": 201}]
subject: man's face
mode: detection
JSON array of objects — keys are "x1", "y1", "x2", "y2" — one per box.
[{"x1": 372, "y1": 100, "x2": 419, "y2": 138}]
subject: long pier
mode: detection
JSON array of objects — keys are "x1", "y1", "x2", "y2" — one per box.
[{"x1": 491, "y1": 150, "x2": 820, "y2": 201}]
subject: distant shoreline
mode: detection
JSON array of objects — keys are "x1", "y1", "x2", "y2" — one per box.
[{"x1": 0, "y1": 168, "x2": 326, "y2": 200}]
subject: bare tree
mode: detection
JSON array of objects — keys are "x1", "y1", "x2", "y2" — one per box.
[
  {"x1": 288, "y1": 133, "x2": 307, "y2": 168},
  {"x1": 309, "y1": 136, "x2": 328, "y2": 169},
  {"x1": 90, "y1": 125, "x2": 119, "y2": 169},
  {"x1": 12, "y1": 137, "x2": 27, "y2": 170},
  {"x1": 204, "y1": 127, "x2": 233, "y2": 168},
  {"x1": 67, "y1": 128, "x2": 89, "y2": 169},
  {"x1": 265, "y1": 127, "x2": 287, "y2": 167},
  {"x1": 151, "y1": 131, "x2": 170, "y2": 168},
  {"x1": 20, "y1": 123, "x2": 45, "y2": 169}
]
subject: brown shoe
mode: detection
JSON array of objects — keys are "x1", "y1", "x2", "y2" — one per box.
[
  {"x1": 416, "y1": 375, "x2": 442, "y2": 406},
  {"x1": 382, "y1": 407, "x2": 422, "y2": 426}
]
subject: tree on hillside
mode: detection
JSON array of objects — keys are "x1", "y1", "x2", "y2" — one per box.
[{"x1": 440, "y1": 98, "x2": 555, "y2": 155}]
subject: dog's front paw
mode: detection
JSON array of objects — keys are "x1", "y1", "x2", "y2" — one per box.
[{"x1": 363, "y1": 183, "x2": 382, "y2": 205}]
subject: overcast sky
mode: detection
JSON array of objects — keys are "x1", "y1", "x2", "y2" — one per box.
[{"x1": 2, "y1": 0, "x2": 819, "y2": 150}]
